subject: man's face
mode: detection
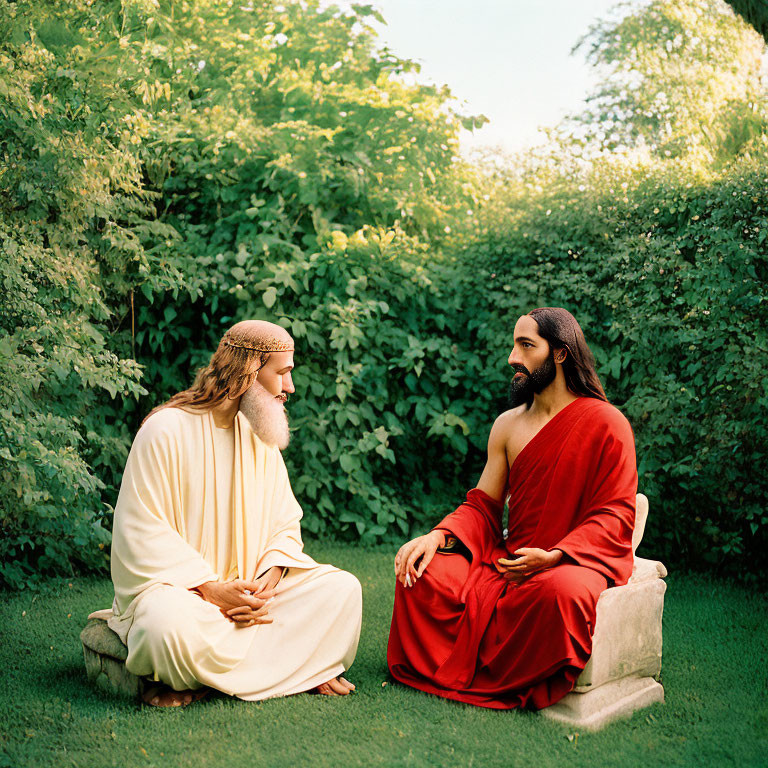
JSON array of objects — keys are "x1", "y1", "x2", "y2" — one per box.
[
  {"x1": 507, "y1": 315, "x2": 557, "y2": 407},
  {"x1": 238, "y1": 349, "x2": 294, "y2": 449},
  {"x1": 255, "y1": 350, "x2": 295, "y2": 401}
]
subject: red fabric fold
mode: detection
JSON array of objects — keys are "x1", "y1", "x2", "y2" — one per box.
[
  {"x1": 387, "y1": 397, "x2": 638, "y2": 710},
  {"x1": 434, "y1": 487, "x2": 504, "y2": 566}
]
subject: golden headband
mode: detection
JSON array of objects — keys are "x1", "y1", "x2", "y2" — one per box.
[{"x1": 222, "y1": 338, "x2": 294, "y2": 353}]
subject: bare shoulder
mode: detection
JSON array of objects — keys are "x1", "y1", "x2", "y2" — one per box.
[
  {"x1": 492, "y1": 405, "x2": 528, "y2": 435},
  {"x1": 488, "y1": 405, "x2": 528, "y2": 448}
]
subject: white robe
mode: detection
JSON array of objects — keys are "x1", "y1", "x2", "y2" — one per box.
[{"x1": 105, "y1": 407, "x2": 362, "y2": 699}]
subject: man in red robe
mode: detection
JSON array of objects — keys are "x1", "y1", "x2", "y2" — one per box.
[{"x1": 387, "y1": 307, "x2": 638, "y2": 710}]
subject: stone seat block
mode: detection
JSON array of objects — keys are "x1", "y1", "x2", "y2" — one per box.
[
  {"x1": 541, "y1": 493, "x2": 667, "y2": 730},
  {"x1": 574, "y1": 566, "x2": 666, "y2": 692},
  {"x1": 81, "y1": 617, "x2": 146, "y2": 700},
  {"x1": 542, "y1": 676, "x2": 664, "y2": 730}
]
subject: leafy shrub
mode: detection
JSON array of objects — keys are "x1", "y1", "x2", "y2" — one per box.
[
  {"x1": 138, "y1": 232, "x2": 492, "y2": 542},
  {"x1": 1, "y1": 0, "x2": 765, "y2": 588},
  {"x1": 0, "y1": 0, "x2": 484, "y2": 587},
  {"x1": 0, "y1": 0, "x2": 170, "y2": 588},
  {"x1": 95, "y1": 0, "x2": 487, "y2": 539},
  {"x1": 460, "y1": 148, "x2": 768, "y2": 579},
  {"x1": 458, "y1": 0, "x2": 768, "y2": 579}
]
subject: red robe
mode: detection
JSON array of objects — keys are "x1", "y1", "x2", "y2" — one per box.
[{"x1": 387, "y1": 397, "x2": 638, "y2": 710}]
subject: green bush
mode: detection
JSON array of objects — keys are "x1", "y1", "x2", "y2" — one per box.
[
  {"x1": 458, "y1": 148, "x2": 768, "y2": 579},
  {"x1": 93, "y1": 0, "x2": 487, "y2": 540},
  {"x1": 0, "y1": 0, "x2": 484, "y2": 587},
  {"x1": 1, "y1": 0, "x2": 765, "y2": 587},
  {"x1": 457, "y1": 0, "x2": 768, "y2": 579},
  {"x1": 0, "y1": 0, "x2": 171, "y2": 588},
  {"x1": 141, "y1": 233, "x2": 491, "y2": 542}
]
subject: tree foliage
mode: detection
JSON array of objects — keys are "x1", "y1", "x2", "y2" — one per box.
[
  {"x1": 0, "y1": 0, "x2": 173, "y2": 587},
  {"x1": 0, "y1": 0, "x2": 765, "y2": 587},
  {"x1": 464, "y1": 0, "x2": 768, "y2": 578},
  {"x1": 562, "y1": 0, "x2": 767, "y2": 162},
  {"x1": 725, "y1": 0, "x2": 768, "y2": 42},
  {"x1": 0, "y1": 0, "x2": 482, "y2": 587}
]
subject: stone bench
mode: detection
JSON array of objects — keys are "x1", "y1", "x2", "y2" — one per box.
[
  {"x1": 81, "y1": 612, "x2": 148, "y2": 699},
  {"x1": 541, "y1": 493, "x2": 667, "y2": 730}
]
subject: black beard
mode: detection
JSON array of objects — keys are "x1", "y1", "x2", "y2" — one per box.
[{"x1": 507, "y1": 353, "x2": 557, "y2": 408}]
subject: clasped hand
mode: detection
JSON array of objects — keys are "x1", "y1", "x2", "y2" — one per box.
[
  {"x1": 195, "y1": 567, "x2": 282, "y2": 626},
  {"x1": 495, "y1": 547, "x2": 562, "y2": 584}
]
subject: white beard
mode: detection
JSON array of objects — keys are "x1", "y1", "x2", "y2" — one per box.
[{"x1": 238, "y1": 381, "x2": 290, "y2": 450}]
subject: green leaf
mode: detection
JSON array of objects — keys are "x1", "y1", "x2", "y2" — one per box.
[
  {"x1": 262, "y1": 287, "x2": 277, "y2": 308},
  {"x1": 339, "y1": 454, "x2": 358, "y2": 473}
]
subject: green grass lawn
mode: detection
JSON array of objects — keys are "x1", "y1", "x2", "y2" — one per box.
[{"x1": 0, "y1": 544, "x2": 766, "y2": 768}]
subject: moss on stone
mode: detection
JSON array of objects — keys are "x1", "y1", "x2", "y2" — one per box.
[{"x1": 79, "y1": 618, "x2": 128, "y2": 661}]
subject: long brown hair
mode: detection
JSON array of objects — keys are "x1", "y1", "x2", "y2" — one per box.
[
  {"x1": 141, "y1": 320, "x2": 293, "y2": 426},
  {"x1": 528, "y1": 307, "x2": 608, "y2": 402}
]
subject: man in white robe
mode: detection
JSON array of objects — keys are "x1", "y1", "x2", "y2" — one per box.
[{"x1": 106, "y1": 320, "x2": 362, "y2": 706}]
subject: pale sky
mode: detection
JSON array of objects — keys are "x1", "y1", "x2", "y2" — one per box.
[{"x1": 357, "y1": 0, "x2": 643, "y2": 154}]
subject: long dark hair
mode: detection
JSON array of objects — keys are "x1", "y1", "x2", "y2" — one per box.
[{"x1": 528, "y1": 307, "x2": 608, "y2": 402}]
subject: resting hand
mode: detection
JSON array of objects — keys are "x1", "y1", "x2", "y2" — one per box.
[
  {"x1": 250, "y1": 566, "x2": 283, "y2": 596},
  {"x1": 394, "y1": 530, "x2": 446, "y2": 587},
  {"x1": 196, "y1": 579, "x2": 275, "y2": 625},
  {"x1": 495, "y1": 548, "x2": 562, "y2": 584}
]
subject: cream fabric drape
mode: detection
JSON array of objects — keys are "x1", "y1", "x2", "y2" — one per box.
[{"x1": 105, "y1": 407, "x2": 361, "y2": 699}]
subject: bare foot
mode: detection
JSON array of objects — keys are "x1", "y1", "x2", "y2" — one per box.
[
  {"x1": 313, "y1": 676, "x2": 356, "y2": 696},
  {"x1": 142, "y1": 684, "x2": 209, "y2": 707}
]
